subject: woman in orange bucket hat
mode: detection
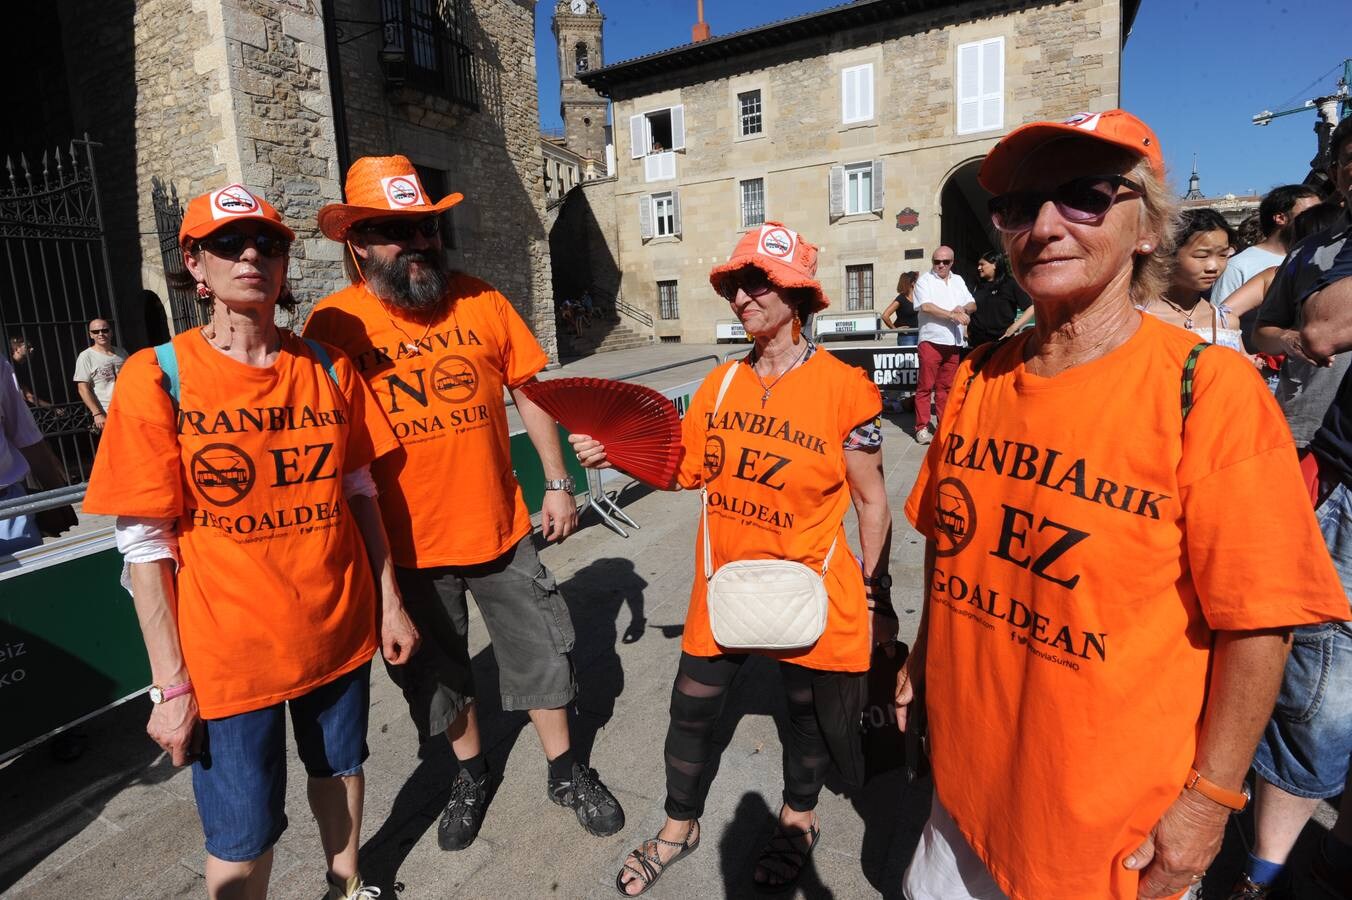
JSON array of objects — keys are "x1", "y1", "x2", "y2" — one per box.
[{"x1": 571, "y1": 222, "x2": 894, "y2": 895}]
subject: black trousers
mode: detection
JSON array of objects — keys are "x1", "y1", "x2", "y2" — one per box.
[{"x1": 663, "y1": 652, "x2": 831, "y2": 821}]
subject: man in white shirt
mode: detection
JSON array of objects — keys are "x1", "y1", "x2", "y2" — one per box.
[{"x1": 911, "y1": 246, "x2": 975, "y2": 444}]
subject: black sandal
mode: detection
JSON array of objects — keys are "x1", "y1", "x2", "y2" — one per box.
[
  {"x1": 614, "y1": 819, "x2": 700, "y2": 897},
  {"x1": 753, "y1": 816, "x2": 820, "y2": 894}
]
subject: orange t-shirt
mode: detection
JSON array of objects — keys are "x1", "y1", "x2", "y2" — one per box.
[
  {"x1": 303, "y1": 275, "x2": 549, "y2": 567},
  {"x1": 84, "y1": 331, "x2": 399, "y2": 719},
  {"x1": 904, "y1": 313, "x2": 1350, "y2": 900},
  {"x1": 677, "y1": 352, "x2": 882, "y2": 672}
]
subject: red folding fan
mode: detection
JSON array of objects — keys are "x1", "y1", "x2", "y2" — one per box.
[{"x1": 522, "y1": 377, "x2": 683, "y2": 487}]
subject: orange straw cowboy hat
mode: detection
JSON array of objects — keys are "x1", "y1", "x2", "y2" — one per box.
[
  {"x1": 708, "y1": 222, "x2": 829, "y2": 313},
  {"x1": 318, "y1": 155, "x2": 464, "y2": 241}
]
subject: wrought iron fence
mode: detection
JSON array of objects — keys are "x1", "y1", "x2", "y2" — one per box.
[
  {"x1": 0, "y1": 136, "x2": 118, "y2": 482},
  {"x1": 152, "y1": 177, "x2": 204, "y2": 332}
]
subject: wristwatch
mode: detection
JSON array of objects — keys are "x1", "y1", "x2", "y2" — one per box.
[
  {"x1": 543, "y1": 476, "x2": 575, "y2": 492},
  {"x1": 1185, "y1": 768, "x2": 1250, "y2": 812},
  {"x1": 863, "y1": 574, "x2": 893, "y2": 589},
  {"x1": 149, "y1": 681, "x2": 193, "y2": 704}
]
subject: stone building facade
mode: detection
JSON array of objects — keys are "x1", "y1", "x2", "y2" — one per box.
[
  {"x1": 577, "y1": 0, "x2": 1141, "y2": 344},
  {"x1": 0, "y1": 0, "x2": 555, "y2": 361}
]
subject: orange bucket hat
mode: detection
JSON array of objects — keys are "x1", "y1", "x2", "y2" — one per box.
[
  {"x1": 979, "y1": 109, "x2": 1165, "y2": 195},
  {"x1": 708, "y1": 222, "x2": 828, "y2": 313},
  {"x1": 179, "y1": 184, "x2": 295, "y2": 247},
  {"x1": 318, "y1": 155, "x2": 464, "y2": 241}
]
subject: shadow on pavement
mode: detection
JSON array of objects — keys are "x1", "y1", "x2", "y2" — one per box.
[
  {"x1": 719, "y1": 791, "x2": 834, "y2": 899},
  {"x1": 557, "y1": 556, "x2": 647, "y2": 763}
]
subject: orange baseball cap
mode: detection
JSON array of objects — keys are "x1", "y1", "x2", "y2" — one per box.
[
  {"x1": 709, "y1": 222, "x2": 828, "y2": 312},
  {"x1": 318, "y1": 155, "x2": 464, "y2": 241},
  {"x1": 179, "y1": 184, "x2": 295, "y2": 247},
  {"x1": 978, "y1": 109, "x2": 1165, "y2": 194}
]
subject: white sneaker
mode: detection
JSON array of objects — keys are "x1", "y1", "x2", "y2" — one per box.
[
  {"x1": 326, "y1": 874, "x2": 381, "y2": 900},
  {"x1": 915, "y1": 428, "x2": 933, "y2": 445}
]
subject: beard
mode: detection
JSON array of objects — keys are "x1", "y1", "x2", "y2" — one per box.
[{"x1": 365, "y1": 248, "x2": 450, "y2": 313}]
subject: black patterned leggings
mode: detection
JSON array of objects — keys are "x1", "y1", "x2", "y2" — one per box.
[{"x1": 663, "y1": 652, "x2": 831, "y2": 821}]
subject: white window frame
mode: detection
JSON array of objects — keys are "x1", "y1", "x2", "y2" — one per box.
[
  {"x1": 644, "y1": 151, "x2": 676, "y2": 183},
  {"x1": 739, "y1": 177, "x2": 765, "y2": 229},
  {"x1": 841, "y1": 63, "x2": 874, "y2": 125},
  {"x1": 629, "y1": 105, "x2": 686, "y2": 158},
  {"x1": 738, "y1": 89, "x2": 763, "y2": 137},
  {"x1": 843, "y1": 162, "x2": 873, "y2": 215},
  {"x1": 956, "y1": 37, "x2": 1005, "y2": 135},
  {"x1": 652, "y1": 192, "x2": 676, "y2": 238}
]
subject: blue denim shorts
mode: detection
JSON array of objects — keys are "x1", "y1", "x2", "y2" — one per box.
[
  {"x1": 1251, "y1": 483, "x2": 1352, "y2": 799},
  {"x1": 191, "y1": 662, "x2": 371, "y2": 862}
]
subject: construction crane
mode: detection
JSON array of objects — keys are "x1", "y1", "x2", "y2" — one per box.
[
  {"x1": 1253, "y1": 58, "x2": 1350, "y2": 128},
  {"x1": 1252, "y1": 58, "x2": 1351, "y2": 184}
]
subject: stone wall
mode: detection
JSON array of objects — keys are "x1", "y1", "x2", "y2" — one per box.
[
  {"x1": 548, "y1": 176, "x2": 621, "y2": 306},
  {"x1": 604, "y1": 0, "x2": 1123, "y2": 343},
  {"x1": 337, "y1": 0, "x2": 557, "y2": 359},
  {"x1": 192, "y1": 0, "x2": 346, "y2": 313}
]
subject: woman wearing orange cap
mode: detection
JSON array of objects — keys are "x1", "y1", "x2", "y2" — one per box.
[
  {"x1": 572, "y1": 222, "x2": 894, "y2": 896},
  {"x1": 83, "y1": 185, "x2": 418, "y2": 900},
  {"x1": 896, "y1": 110, "x2": 1350, "y2": 899}
]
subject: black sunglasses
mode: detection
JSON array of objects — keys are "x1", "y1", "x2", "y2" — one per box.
[
  {"x1": 354, "y1": 217, "x2": 441, "y2": 242},
  {"x1": 89, "y1": 328, "x2": 111, "y2": 335},
  {"x1": 197, "y1": 231, "x2": 291, "y2": 259},
  {"x1": 717, "y1": 268, "x2": 775, "y2": 303},
  {"x1": 988, "y1": 175, "x2": 1145, "y2": 234}
]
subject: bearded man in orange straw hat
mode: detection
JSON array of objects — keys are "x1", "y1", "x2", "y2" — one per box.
[{"x1": 304, "y1": 156, "x2": 622, "y2": 851}]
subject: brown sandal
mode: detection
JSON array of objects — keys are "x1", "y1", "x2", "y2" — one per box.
[
  {"x1": 753, "y1": 816, "x2": 820, "y2": 893},
  {"x1": 615, "y1": 819, "x2": 700, "y2": 896}
]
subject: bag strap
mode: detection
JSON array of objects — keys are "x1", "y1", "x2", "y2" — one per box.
[
  {"x1": 700, "y1": 360, "x2": 836, "y2": 581},
  {"x1": 303, "y1": 338, "x2": 339, "y2": 386},
  {"x1": 154, "y1": 341, "x2": 181, "y2": 405},
  {"x1": 1180, "y1": 342, "x2": 1207, "y2": 422}
]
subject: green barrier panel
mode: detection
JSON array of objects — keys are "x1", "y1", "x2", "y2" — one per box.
[
  {"x1": 511, "y1": 424, "x2": 589, "y2": 515},
  {"x1": 1, "y1": 542, "x2": 151, "y2": 762}
]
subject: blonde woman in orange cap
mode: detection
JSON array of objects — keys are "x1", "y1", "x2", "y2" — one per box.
[
  {"x1": 571, "y1": 222, "x2": 894, "y2": 895},
  {"x1": 304, "y1": 156, "x2": 625, "y2": 852},
  {"x1": 83, "y1": 184, "x2": 418, "y2": 900},
  {"x1": 896, "y1": 110, "x2": 1349, "y2": 900}
]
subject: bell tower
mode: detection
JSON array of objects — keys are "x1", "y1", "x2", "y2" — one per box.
[{"x1": 552, "y1": 0, "x2": 607, "y2": 165}]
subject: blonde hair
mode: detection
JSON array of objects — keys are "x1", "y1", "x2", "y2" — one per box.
[{"x1": 1132, "y1": 158, "x2": 1178, "y2": 306}]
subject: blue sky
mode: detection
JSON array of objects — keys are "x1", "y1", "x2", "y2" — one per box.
[{"x1": 535, "y1": 0, "x2": 1352, "y2": 197}]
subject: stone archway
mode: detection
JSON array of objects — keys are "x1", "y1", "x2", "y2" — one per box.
[{"x1": 937, "y1": 157, "x2": 998, "y2": 287}]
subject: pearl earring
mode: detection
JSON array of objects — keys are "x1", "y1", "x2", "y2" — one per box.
[{"x1": 1140, "y1": 243, "x2": 1153, "y2": 253}]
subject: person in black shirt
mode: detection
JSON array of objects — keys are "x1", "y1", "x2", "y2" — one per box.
[{"x1": 965, "y1": 251, "x2": 1030, "y2": 348}]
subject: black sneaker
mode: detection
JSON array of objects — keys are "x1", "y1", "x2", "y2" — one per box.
[
  {"x1": 547, "y1": 762, "x2": 624, "y2": 836},
  {"x1": 438, "y1": 768, "x2": 492, "y2": 851}
]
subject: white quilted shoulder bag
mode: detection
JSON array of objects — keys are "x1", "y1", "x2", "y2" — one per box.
[{"x1": 701, "y1": 363, "x2": 833, "y2": 651}]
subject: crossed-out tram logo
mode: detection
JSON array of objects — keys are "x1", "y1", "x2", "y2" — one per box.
[
  {"x1": 211, "y1": 184, "x2": 261, "y2": 218},
  {"x1": 431, "y1": 355, "x2": 479, "y2": 404},
  {"x1": 381, "y1": 175, "x2": 424, "y2": 208},
  {"x1": 703, "y1": 435, "x2": 725, "y2": 479},
  {"x1": 934, "y1": 477, "x2": 976, "y2": 557},
  {"x1": 191, "y1": 443, "x2": 255, "y2": 507}
]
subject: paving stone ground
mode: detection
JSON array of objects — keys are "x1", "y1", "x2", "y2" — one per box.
[{"x1": 1, "y1": 342, "x2": 1339, "y2": 899}]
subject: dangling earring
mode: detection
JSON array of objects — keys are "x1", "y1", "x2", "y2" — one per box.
[
  {"x1": 791, "y1": 313, "x2": 802, "y2": 344},
  {"x1": 196, "y1": 281, "x2": 213, "y2": 301}
]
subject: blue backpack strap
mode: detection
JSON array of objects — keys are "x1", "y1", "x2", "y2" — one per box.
[
  {"x1": 303, "y1": 338, "x2": 339, "y2": 386},
  {"x1": 153, "y1": 341, "x2": 181, "y2": 405}
]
